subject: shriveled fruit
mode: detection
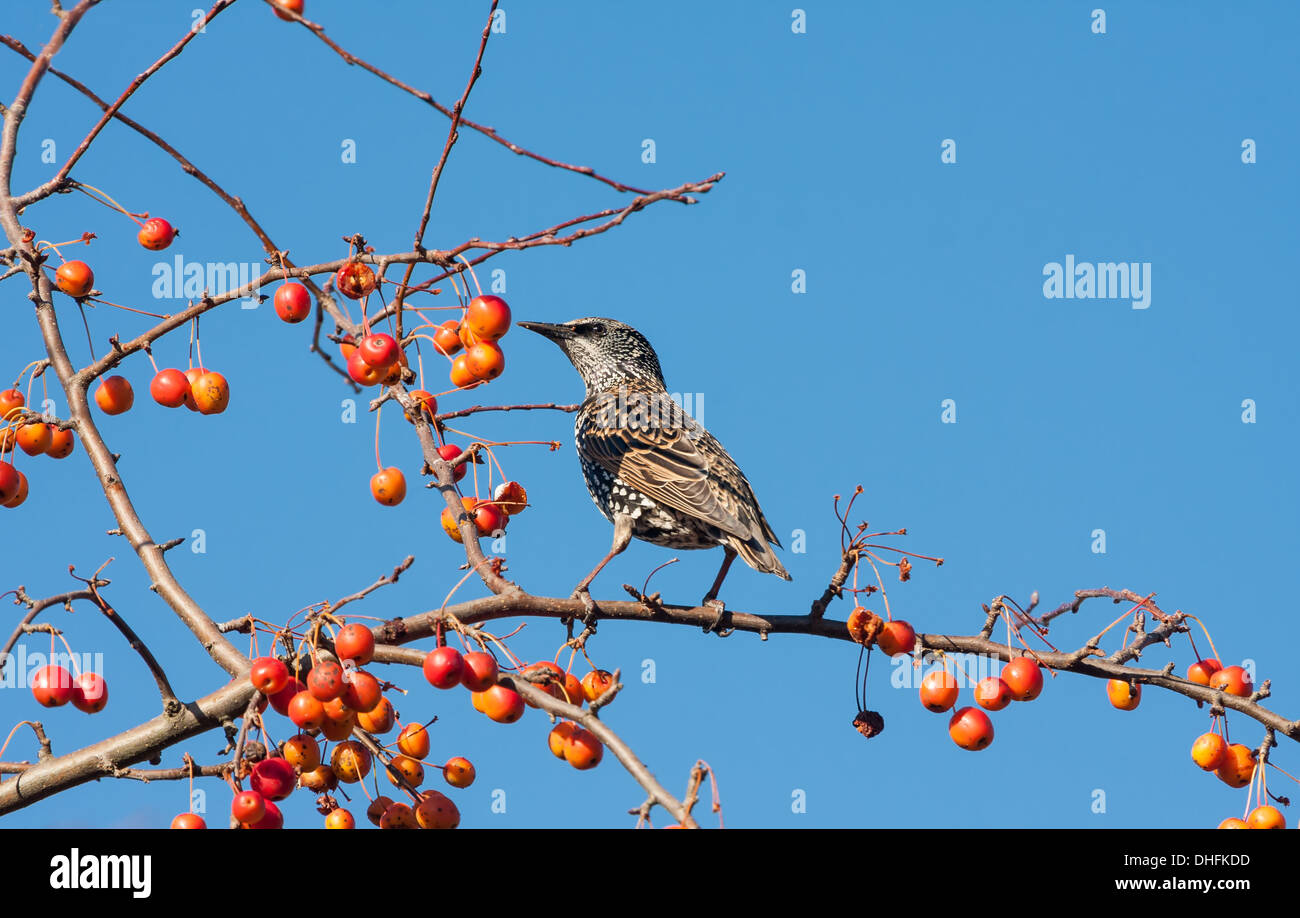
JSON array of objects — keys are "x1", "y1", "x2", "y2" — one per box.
[
  {"x1": 336, "y1": 261, "x2": 376, "y2": 300},
  {"x1": 94, "y1": 376, "x2": 134, "y2": 415},
  {"x1": 493, "y1": 480, "x2": 527, "y2": 515},
  {"x1": 1107, "y1": 679, "x2": 1141, "y2": 711},
  {"x1": 370, "y1": 467, "x2": 406, "y2": 506},
  {"x1": 919, "y1": 669, "x2": 959, "y2": 713},
  {"x1": 948, "y1": 706, "x2": 994, "y2": 751}
]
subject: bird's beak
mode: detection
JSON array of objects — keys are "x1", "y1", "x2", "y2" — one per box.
[{"x1": 518, "y1": 321, "x2": 575, "y2": 342}]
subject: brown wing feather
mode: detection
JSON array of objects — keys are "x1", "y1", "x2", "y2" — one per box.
[{"x1": 579, "y1": 420, "x2": 755, "y2": 542}]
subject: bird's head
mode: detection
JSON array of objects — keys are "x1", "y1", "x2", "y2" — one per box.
[{"x1": 519, "y1": 317, "x2": 666, "y2": 394}]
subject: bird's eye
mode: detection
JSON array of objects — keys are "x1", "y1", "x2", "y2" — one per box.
[{"x1": 578, "y1": 322, "x2": 605, "y2": 337}]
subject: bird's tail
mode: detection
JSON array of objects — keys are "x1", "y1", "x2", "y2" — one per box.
[{"x1": 732, "y1": 536, "x2": 792, "y2": 581}]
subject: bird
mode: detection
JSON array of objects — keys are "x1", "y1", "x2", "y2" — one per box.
[{"x1": 519, "y1": 317, "x2": 791, "y2": 614}]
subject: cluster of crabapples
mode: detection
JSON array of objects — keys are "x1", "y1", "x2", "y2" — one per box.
[
  {"x1": 849, "y1": 608, "x2": 1041, "y2": 751},
  {"x1": 25, "y1": 663, "x2": 108, "y2": 714},
  {"x1": 1168, "y1": 658, "x2": 1283, "y2": 829},
  {"x1": 1, "y1": 388, "x2": 75, "y2": 510},
  {"x1": 421, "y1": 646, "x2": 612, "y2": 772},
  {"x1": 170, "y1": 623, "x2": 467, "y2": 830}
]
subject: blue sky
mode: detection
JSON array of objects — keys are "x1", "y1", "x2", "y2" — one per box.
[{"x1": 1, "y1": 1, "x2": 1297, "y2": 828}]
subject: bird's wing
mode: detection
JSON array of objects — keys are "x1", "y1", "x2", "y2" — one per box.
[{"x1": 580, "y1": 419, "x2": 755, "y2": 542}]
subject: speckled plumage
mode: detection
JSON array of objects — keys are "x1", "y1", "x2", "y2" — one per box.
[{"x1": 521, "y1": 317, "x2": 791, "y2": 584}]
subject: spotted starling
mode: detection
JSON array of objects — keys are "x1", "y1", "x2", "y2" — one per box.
[{"x1": 520, "y1": 317, "x2": 791, "y2": 608}]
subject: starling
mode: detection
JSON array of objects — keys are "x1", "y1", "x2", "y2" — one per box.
[{"x1": 520, "y1": 317, "x2": 791, "y2": 610}]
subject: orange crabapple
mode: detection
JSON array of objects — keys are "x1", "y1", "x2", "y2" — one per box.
[
  {"x1": 54, "y1": 260, "x2": 94, "y2": 297},
  {"x1": 918, "y1": 669, "x2": 959, "y2": 713},
  {"x1": 876, "y1": 620, "x2": 916, "y2": 657},
  {"x1": 1106, "y1": 679, "x2": 1141, "y2": 711},
  {"x1": 948, "y1": 706, "x2": 994, "y2": 751},
  {"x1": 442, "y1": 757, "x2": 475, "y2": 788},
  {"x1": 94, "y1": 376, "x2": 134, "y2": 415},
  {"x1": 137, "y1": 218, "x2": 176, "y2": 250},
  {"x1": 370, "y1": 467, "x2": 406, "y2": 506}
]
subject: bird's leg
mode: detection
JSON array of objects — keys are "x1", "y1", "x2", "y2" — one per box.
[
  {"x1": 701, "y1": 546, "x2": 738, "y2": 632},
  {"x1": 572, "y1": 515, "x2": 634, "y2": 611}
]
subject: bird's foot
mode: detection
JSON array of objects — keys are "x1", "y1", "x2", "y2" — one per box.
[
  {"x1": 571, "y1": 587, "x2": 598, "y2": 624},
  {"x1": 701, "y1": 597, "x2": 732, "y2": 636}
]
